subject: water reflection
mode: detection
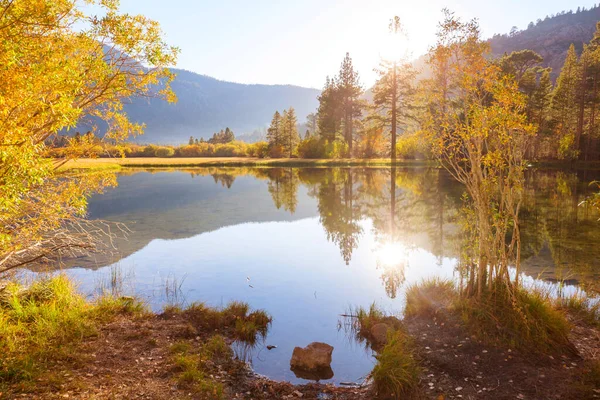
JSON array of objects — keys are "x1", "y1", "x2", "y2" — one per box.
[
  {"x1": 67, "y1": 166, "x2": 600, "y2": 384},
  {"x1": 85, "y1": 167, "x2": 600, "y2": 291}
]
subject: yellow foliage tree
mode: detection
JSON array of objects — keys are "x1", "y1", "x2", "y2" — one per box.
[
  {"x1": 0, "y1": 0, "x2": 178, "y2": 273},
  {"x1": 422, "y1": 10, "x2": 536, "y2": 297}
]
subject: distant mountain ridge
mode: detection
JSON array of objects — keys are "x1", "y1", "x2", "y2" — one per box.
[
  {"x1": 97, "y1": 6, "x2": 597, "y2": 144},
  {"x1": 119, "y1": 69, "x2": 319, "y2": 144},
  {"x1": 489, "y1": 5, "x2": 600, "y2": 77}
]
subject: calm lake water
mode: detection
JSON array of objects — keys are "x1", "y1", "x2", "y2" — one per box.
[{"x1": 64, "y1": 167, "x2": 600, "y2": 385}]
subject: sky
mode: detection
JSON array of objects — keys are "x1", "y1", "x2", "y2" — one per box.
[{"x1": 115, "y1": 0, "x2": 597, "y2": 88}]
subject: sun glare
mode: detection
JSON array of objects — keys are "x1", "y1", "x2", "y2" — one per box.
[
  {"x1": 377, "y1": 30, "x2": 410, "y2": 62},
  {"x1": 375, "y1": 241, "x2": 408, "y2": 268}
]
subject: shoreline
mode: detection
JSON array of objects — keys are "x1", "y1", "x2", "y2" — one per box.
[
  {"x1": 4, "y1": 276, "x2": 599, "y2": 399},
  {"x1": 57, "y1": 157, "x2": 600, "y2": 171},
  {"x1": 57, "y1": 157, "x2": 437, "y2": 170}
]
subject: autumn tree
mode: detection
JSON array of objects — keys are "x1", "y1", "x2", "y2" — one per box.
[
  {"x1": 422, "y1": 10, "x2": 536, "y2": 298},
  {"x1": 0, "y1": 0, "x2": 178, "y2": 273},
  {"x1": 281, "y1": 108, "x2": 299, "y2": 157}
]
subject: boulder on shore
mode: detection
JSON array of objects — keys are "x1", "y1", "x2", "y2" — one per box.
[
  {"x1": 290, "y1": 342, "x2": 333, "y2": 372},
  {"x1": 370, "y1": 322, "x2": 392, "y2": 345}
]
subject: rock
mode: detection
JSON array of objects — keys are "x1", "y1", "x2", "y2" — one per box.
[
  {"x1": 290, "y1": 342, "x2": 333, "y2": 372},
  {"x1": 370, "y1": 323, "x2": 391, "y2": 345},
  {"x1": 291, "y1": 365, "x2": 334, "y2": 381}
]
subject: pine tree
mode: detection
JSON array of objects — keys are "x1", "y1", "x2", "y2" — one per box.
[
  {"x1": 306, "y1": 112, "x2": 318, "y2": 135},
  {"x1": 337, "y1": 53, "x2": 363, "y2": 155},
  {"x1": 317, "y1": 76, "x2": 342, "y2": 141},
  {"x1": 532, "y1": 69, "x2": 553, "y2": 132},
  {"x1": 267, "y1": 111, "x2": 282, "y2": 149},
  {"x1": 372, "y1": 16, "x2": 415, "y2": 160},
  {"x1": 224, "y1": 127, "x2": 235, "y2": 142},
  {"x1": 551, "y1": 44, "x2": 582, "y2": 159},
  {"x1": 281, "y1": 107, "x2": 299, "y2": 157},
  {"x1": 189, "y1": 136, "x2": 194, "y2": 145}
]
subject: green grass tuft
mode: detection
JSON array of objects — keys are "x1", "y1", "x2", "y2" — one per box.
[
  {"x1": 182, "y1": 301, "x2": 271, "y2": 344},
  {"x1": 371, "y1": 329, "x2": 420, "y2": 399},
  {"x1": 0, "y1": 275, "x2": 147, "y2": 387}
]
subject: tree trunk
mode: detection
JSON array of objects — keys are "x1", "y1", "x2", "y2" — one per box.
[
  {"x1": 391, "y1": 62, "x2": 397, "y2": 161},
  {"x1": 576, "y1": 59, "x2": 587, "y2": 158}
]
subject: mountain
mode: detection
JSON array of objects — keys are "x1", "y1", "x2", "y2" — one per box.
[
  {"x1": 412, "y1": 5, "x2": 600, "y2": 80},
  {"x1": 120, "y1": 69, "x2": 320, "y2": 144},
  {"x1": 489, "y1": 5, "x2": 600, "y2": 77}
]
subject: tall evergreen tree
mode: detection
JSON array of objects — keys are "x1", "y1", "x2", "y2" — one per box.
[
  {"x1": 551, "y1": 44, "x2": 582, "y2": 159},
  {"x1": 189, "y1": 136, "x2": 194, "y2": 145},
  {"x1": 281, "y1": 107, "x2": 299, "y2": 157},
  {"x1": 337, "y1": 53, "x2": 363, "y2": 155},
  {"x1": 317, "y1": 76, "x2": 342, "y2": 141},
  {"x1": 267, "y1": 111, "x2": 282, "y2": 149},
  {"x1": 372, "y1": 17, "x2": 414, "y2": 160},
  {"x1": 306, "y1": 112, "x2": 318, "y2": 136}
]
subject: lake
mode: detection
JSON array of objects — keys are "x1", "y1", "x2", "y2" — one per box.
[{"x1": 64, "y1": 166, "x2": 600, "y2": 385}]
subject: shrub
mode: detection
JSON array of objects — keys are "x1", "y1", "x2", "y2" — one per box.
[
  {"x1": 246, "y1": 141, "x2": 269, "y2": 158},
  {"x1": 396, "y1": 131, "x2": 430, "y2": 160},
  {"x1": 154, "y1": 146, "x2": 175, "y2": 157},
  {"x1": 297, "y1": 136, "x2": 325, "y2": 159}
]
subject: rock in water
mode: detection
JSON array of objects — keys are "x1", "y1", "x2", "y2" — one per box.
[{"x1": 290, "y1": 342, "x2": 333, "y2": 371}]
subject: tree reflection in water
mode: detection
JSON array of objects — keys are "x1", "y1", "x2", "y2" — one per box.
[{"x1": 189, "y1": 166, "x2": 600, "y2": 295}]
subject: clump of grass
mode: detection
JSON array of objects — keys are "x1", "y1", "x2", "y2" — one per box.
[
  {"x1": 224, "y1": 301, "x2": 250, "y2": 319},
  {"x1": 93, "y1": 295, "x2": 148, "y2": 321},
  {"x1": 234, "y1": 319, "x2": 259, "y2": 343},
  {"x1": 170, "y1": 341, "x2": 192, "y2": 355},
  {"x1": 405, "y1": 278, "x2": 455, "y2": 317},
  {"x1": 371, "y1": 329, "x2": 420, "y2": 399},
  {"x1": 340, "y1": 303, "x2": 402, "y2": 350},
  {"x1": 182, "y1": 301, "x2": 271, "y2": 344},
  {"x1": 162, "y1": 304, "x2": 182, "y2": 316},
  {"x1": 456, "y1": 281, "x2": 573, "y2": 355},
  {"x1": 555, "y1": 291, "x2": 600, "y2": 327},
  {"x1": 345, "y1": 303, "x2": 401, "y2": 343},
  {"x1": 202, "y1": 335, "x2": 232, "y2": 361},
  {"x1": 169, "y1": 336, "x2": 226, "y2": 399},
  {"x1": 0, "y1": 275, "x2": 146, "y2": 386}
]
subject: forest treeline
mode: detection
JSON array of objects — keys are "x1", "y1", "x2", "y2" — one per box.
[{"x1": 46, "y1": 12, "x2": 600, "y2": 162}]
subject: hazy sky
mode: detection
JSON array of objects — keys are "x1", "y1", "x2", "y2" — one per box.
[{"x1": 116, "y1": 0, "x2": 596, "y2": 88}]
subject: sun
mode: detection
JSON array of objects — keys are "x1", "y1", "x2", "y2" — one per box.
[{"x1": 376, "y1": 241, "x2": 407, "y2": 268}]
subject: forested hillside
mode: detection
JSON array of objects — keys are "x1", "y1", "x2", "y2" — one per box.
[
  {"x1": 106, "y1": 70, "x2": 319, "y2": 144},
  {"x1": 489, "y1": 5, "x2": 600, "y2": 77}
]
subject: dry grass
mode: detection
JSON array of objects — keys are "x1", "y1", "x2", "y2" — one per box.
[
  {"x1": 455, "y1": 282, "x2": 574, "y2": 355},
  {"x1": 404, "y1": 278, "x2": 455, "y2": 317}
]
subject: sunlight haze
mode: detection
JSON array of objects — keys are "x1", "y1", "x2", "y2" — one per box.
[{"x1": 119, "y1": 0, "x2": 597, "y2": 87}]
